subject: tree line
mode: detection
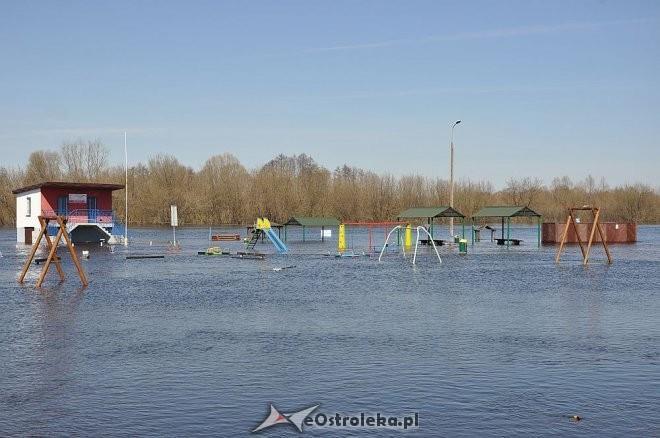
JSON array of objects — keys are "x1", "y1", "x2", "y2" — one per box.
[{"x1": 1, "y1": 140, "x2": 658, "y2": 226}]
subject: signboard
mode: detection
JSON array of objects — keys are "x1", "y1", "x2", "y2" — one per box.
[
  {"x1": 69, "y1": 193, "x2": 87, "y2": 203},
  {"x1": 170, "y1": 205, "x2": 178, "y2": 227},
  {"x1": 322, "y1": 229, "x2": 332, "y2": 238}
]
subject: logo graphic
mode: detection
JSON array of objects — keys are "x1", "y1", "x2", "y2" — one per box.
[{"x1": 252, "y1": 404, "x2": 320, "y2": 433}]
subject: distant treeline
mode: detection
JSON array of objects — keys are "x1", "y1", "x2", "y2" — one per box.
[{"x1": 1, "y1": 140, "x2": 658, "y2": 226}]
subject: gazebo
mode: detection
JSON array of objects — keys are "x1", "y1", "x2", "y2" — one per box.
[
  {"x1": 397, "y1": 207, "x2": 466, "y2": 240},
  {"x1": 283, "y1": 216, "x2": 340, "y2": 242},
  {"x1": 471, "y1": 206, "x2": 542, "y2": 247}
]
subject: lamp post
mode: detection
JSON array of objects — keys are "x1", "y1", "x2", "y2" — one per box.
[
  {"x1": 449, "y1": 120, "x2": 461, "y2": 237},
  {"x1": 124, "y1": 131, "x2": 128, "y2": 246}
]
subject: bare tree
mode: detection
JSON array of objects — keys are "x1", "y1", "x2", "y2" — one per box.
[
  {"x1": 60, "y1": 139, "x2": 109, "y2": 181},
  {"x1": 24, "y1": 150, "x2": 62, "y2": 183},
  {"x1": 503, "y1": 177, "x2": 543, "y2": 207},
  {"x1": 1, "y1": 148, "x2": 659, "y2": 226}
]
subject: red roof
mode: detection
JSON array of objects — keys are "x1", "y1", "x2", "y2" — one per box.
[{"x1": 12, "y1": 181, "x2": 125, "y2": 195}]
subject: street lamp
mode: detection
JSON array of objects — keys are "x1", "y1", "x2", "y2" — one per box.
[{"x1": 449, "y1": 120, "x2": 461, "y2": 237}]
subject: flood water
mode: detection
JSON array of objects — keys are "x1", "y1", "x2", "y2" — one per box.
[{"x1": 1, "y1": 225, "x2": 658, "y2": 436}]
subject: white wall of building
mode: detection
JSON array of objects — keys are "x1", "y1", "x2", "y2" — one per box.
[{"x1": 15, "y1": 189, "x2": 42, "y2": 243}]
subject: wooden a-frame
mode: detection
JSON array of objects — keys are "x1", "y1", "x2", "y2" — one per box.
[
  {"x1": 555, "y1": 206, "x2": 613, "y2": 265},
  {"x1": 18, "y1": 215, "x2": 88, "y2": 287}
]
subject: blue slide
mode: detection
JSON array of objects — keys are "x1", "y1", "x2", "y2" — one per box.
[{"x1": 265, "y1": 228, "x2": 288, "y2": 254}]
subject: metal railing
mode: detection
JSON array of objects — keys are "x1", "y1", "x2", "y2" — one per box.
[{"x1": 42, "y1": 209, "x2": 118, "y2": 227}]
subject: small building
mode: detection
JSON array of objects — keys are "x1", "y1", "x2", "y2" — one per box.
[{"x1": 12, "y1": 181, "x2": 125, "y2": 244}]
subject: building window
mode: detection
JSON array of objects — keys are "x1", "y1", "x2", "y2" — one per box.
[{"x1": 26, "y1": 197, "x2": 31, "y2": 217}]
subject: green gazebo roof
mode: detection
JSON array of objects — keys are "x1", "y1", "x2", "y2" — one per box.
[
  {"x1": 397, "y1": 206, "x2": 465, "y2": 219},
  {"x1": 472, "y1": 206, "x2": 541, "y2": 218},
  {"x1": 284, "y1": 216, "x2": 340, "y2": 227}
]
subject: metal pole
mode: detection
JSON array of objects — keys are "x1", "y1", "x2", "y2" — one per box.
[
  {"x1": 449, "y1": 120, "x2": 461, "y2": 237},
  {"x1": 124, "y1": 131, "x2": 128, "y2": 246}
]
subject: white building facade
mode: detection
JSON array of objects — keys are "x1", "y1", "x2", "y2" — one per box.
[{"x1": 15, "y1": 188, "x2": 42, "y2": 244}]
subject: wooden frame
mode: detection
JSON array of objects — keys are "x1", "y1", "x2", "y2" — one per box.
[
  {"x1": 555, "y1": 206, "x2": 612, "y2": 265},
  {"x1": 18, "y1": 215, "x2": 89, "y2": 287}
]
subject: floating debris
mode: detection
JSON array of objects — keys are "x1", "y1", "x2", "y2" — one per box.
[
  {"x1": 272, "y1": 265, "x2": 296, "y2": 271},
  {"x1": 198, "y1": 246, "x2": 230, "y2": 256},
  {"x1": 232, "y1": 252, "x2": 265, "y2": 260}
]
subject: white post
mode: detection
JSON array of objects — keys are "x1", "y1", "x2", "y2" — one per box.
[
  {"x1": 124, "y1": 131, "x2": 128, "y2": 246},
  {"x1": 170, "y1": 204, "x2": 178, "y2": 247}
]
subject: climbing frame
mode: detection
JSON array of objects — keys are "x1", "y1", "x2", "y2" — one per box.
[{"x1": 18, "y1": 215, "x2": 88, "y2": 287}]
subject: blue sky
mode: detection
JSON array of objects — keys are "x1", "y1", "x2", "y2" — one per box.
[{"x1": 1, "y1": 0, "x2": 658, "y2": 188}]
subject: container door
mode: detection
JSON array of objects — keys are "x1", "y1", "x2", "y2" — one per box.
[
  {"x1": 87, "y1": 196, "x2": 97, "y2": 222},
  {"x1": 57, "y1": 196, "x2": 68, "y2": 216}
]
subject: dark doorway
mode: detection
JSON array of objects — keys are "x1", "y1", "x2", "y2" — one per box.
[{"x1": 24, "y1": 227, "x2": 34, "y2": 245}]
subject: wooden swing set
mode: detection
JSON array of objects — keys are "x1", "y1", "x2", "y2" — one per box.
[
  {"x1": 555, "y1": 206, "x2": 613, "y2": 265},
  {"x1": 18, "y1": 215, "x2": 88, "y2": 287}
]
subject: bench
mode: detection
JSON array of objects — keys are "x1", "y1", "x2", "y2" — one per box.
[
  {"x1": 496, "y1": 238, "x2": 522, "y2": 246},
  {"x1": 418, "y1": 239, "x2": 445, "y2": 246}
]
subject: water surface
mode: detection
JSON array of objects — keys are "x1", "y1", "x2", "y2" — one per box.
[{"x1": 1, "y1": 226, "x2": 658, "y2": 436}]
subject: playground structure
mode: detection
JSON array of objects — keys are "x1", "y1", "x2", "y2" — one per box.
[
  {"x1": 555, "y1": 206, "x2": 612, "y2": 265},
  {"x1": 247, "y1": 218, "x2": 288, "y2": 254},
  {"x1": 18, "y1": 215, "x2": 88, "y2": 287},
  {"x1": 472, "y1": 225, "x2": 497, "y2": 242},
  {"x1": 337, "y1": 221, "x2": 407, "y2": 253},
  {"x1": 378, "y1": 225, "x2": 442, "y2": 265}
]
